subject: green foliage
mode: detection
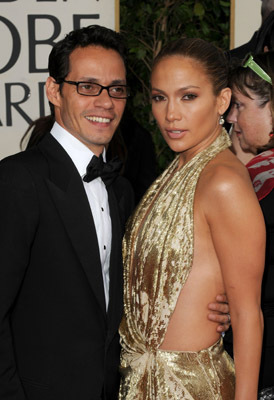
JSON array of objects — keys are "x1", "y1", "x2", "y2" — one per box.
[{"x1": 120, "y1": 0, "x2": 230, "y2": 172}]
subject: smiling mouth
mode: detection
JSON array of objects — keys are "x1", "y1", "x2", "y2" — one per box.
[{"x1": 85, "y1": 116, "x2": 111, "y2": 123}]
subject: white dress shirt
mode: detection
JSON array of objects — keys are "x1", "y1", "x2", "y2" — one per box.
[{"x1": 51, "y1": 122, "x2": 112, "y2": 309}]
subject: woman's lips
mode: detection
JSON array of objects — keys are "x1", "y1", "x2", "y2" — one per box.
[{"x1": 165, "y1": 129, "x2": 187, "y2": 139}]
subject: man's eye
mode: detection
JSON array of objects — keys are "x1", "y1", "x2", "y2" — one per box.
[
  {"x1": 80, "y1": 83, "x2": 95, "y2": 90},
  {"x1": 111, "y1": 86, "x2": 125, "y2": 94}
]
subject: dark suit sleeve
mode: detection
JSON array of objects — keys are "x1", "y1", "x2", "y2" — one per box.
[
  {"x1": 112, "y1": 176, "x2": 135, "y2": 230},
  {"x1": 0, "y1": 158, "x2": 39, "y2": 399}
]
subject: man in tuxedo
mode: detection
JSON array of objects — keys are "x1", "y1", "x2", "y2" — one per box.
[{"x1": 0, "y1": 25, "x2": 134, "y2": 400}]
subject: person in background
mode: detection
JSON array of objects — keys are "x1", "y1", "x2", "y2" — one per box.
[
  {"x1": 227, "y1": 51, "x2": 274, "y2": 396},
  {"x1": 226, "y1": 0, "x2": 274, "y2": 161},
  {"x1": 227, "y1": 0, "x2": 274, "y2": 62},
  {"x1": 119, "y1": 37, "x2": 265, "y2": 399},
  {"x1": 0, "y1": 25, "x2": 134, "y2": 400}
]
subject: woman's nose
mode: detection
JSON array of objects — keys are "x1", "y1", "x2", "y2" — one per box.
[
  {"x1": 226, "y1": 106, "x2": 237, "y2": 124},
  {"x1": 166, "y1": 101, "x2": 181, "y2": 122}
]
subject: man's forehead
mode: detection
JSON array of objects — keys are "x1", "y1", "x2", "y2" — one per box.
[
  {"x1": 70, "y1": 45, "x2": 122, "y2": 59},
  {"x1": 69, "y1": 46, "x2": 124, "y2": 68},
  {"x1": 67, "y1": 46, "x2": 126, "y2": 81}
]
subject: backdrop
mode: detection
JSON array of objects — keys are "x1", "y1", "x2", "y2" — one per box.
[
  {"x1": 0, "y1": 0, "x2": 118, "y2": 159},
  {"x1": 231, "y1": 0, "x2": 261, "y2": 49}
]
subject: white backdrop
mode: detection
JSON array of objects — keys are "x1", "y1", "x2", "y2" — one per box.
[
  {"x1": 0, "y1": 0, "x2": 118, "y2": 159},
  {"x1": 233, "y1": 0, "x2": 261, "y2": 48}
]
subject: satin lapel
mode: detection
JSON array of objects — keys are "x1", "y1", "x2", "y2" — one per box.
[
  {"x1": 106, "y1": 186, "x2": 123, "y2": 337},
  {"x1": 39, "y1": 134, "x2": 107, "y2": 315}
]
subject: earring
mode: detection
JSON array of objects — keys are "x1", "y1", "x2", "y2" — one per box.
[
  {"x1": 219, "y1": 115, "x2": 225, "y2": 125},
  {"x1": 269, "y1": 131, "x2": 274, "y2": 138}
]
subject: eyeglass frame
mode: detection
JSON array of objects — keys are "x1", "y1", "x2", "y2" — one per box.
[
  {"x1": 242, "y1": 54, "x2": 272, "y2": 85},
  {"x1": 57, "y1": 79, "x2": 130, "y2": 99}
]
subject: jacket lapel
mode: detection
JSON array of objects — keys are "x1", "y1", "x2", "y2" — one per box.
[
  {"x1": 106, "y1": 185, "x2": 123, "y2": 337},
  {"x1": 39, "y1": 134, "x2": 107, "y2": 315}
]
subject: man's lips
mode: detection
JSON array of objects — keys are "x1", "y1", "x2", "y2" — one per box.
[{"x1": 85, "y1": 116, "x2": 112, "y2": 123}]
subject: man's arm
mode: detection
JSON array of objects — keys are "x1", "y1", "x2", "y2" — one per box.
[
  {"x1": 208, "y1": 294, "x2": 230, "y2": 333},
  {"x1": 0, "y1": 158, "x2": 39, "y2": 399}
]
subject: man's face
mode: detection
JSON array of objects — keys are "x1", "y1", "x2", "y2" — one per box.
[{"x1": 47, "y1": 45, "x2": 127, "y2": 155}]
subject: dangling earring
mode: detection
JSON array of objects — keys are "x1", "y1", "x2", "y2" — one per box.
[{"x1": 219, "y1": 115, "x2": 225, "y2": 125}]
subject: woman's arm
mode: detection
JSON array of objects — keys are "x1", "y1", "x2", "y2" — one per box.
[{"x1": 205, "y1": 164, "x2": 265, "y2": 400}]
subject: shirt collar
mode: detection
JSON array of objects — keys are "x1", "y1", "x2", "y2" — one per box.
[{"x1": 50, "y1": 122, "x2": 106, "y2": 178}]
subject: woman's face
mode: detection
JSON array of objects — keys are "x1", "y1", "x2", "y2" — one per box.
[
  {"x1": 227, "y1": 87, "x2": 272, "y2": 155},
  {"x1": 151, "y1": 55, "x2": 230, "y2": 165}
]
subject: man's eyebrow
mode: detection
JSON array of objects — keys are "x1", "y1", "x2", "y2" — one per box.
[
  {"x1": 111, "y1": 79, "x2": 127, "y2": 85},
  {"x1": 79, "y1": 77, "x2": 127, "y2": 85}
]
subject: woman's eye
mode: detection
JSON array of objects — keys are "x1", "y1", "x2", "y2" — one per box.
[
  {"x1": 231, "y1": 101, "x2": 240, "y2": 109},
  {"x1": 183, "y1": 93, "x2": 197, "y2": 100},
  {"x1": 151, "y1": 94, "x2": 165, "y2": 102}
]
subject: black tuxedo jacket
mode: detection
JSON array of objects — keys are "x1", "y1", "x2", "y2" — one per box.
[{"x1": 0, "y1": 133, "x2": 134, "y2": 400}]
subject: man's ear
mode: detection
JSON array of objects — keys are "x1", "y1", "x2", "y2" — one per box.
[
  {"x1": 217, "y1": 87, "x2": 232, "y2": 116},
  {"x1": 46, "y1": 77, "x2": 61, "y2": 107}
]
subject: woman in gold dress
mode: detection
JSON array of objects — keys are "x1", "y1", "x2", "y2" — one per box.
[{"x1": 119, "y1": 38, "x2": 265, "y2": 399}]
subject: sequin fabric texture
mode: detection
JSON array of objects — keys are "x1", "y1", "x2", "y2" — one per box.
[{"x1": 119, "y1": 129, "x2": 235, "y2": 399}]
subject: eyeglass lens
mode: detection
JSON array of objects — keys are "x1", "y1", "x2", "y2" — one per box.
[{"x1": 78, "y1": 82, "x2": 128, "y2": 98}]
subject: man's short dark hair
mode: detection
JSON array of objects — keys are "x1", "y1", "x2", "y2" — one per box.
[{"x1": 48, "y1": 25, "x2": 127, "y2": 83}]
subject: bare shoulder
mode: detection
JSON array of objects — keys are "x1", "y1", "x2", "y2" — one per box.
[
  {"x1": 196, "y1": 149, "x2": 259, "y2": 218},
  {"x1": 199, "y1": 149, "x2": 254, "y2": 197}
]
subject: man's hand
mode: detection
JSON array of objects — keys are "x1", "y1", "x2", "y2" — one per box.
[{"x1": 208, "y1": 294, "x2": 231, "y2": 333}]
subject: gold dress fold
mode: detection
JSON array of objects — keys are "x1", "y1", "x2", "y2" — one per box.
[{"x1": 119, "y1": 129, "x2": 235, "y2": 399}]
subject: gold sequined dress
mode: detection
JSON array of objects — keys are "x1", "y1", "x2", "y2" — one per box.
[{"x1": 119, "y1": 129, "x2": 235, "y2": 399}]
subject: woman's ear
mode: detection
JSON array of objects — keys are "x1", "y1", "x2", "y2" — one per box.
[
  {"x1": 217, "y1": 87, "x2": 232, "y2": 116},
  {"x1": 46, "y1": 77, "x2": 61, "y2": 107}
]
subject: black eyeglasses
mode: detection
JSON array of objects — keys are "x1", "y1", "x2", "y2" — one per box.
[{"x1": 58, "y1": 79, "x2": 130, "y2": 99}]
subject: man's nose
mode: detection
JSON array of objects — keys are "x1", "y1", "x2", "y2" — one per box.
[{"x1": 94, "y1": 88, "x2": 114, "y2": 107}]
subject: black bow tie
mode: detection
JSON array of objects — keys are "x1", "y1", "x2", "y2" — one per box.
[{"x1": 83, "y1": 154, "x2": 122, "y2": 186}]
